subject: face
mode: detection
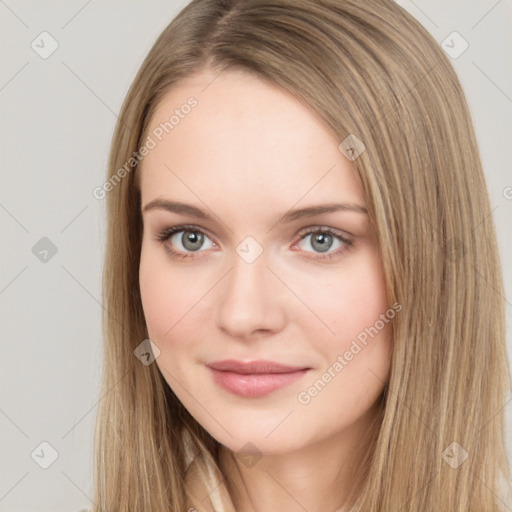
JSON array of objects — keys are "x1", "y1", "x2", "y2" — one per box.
[{"x1": 138, "y1": 67, "x2": 394, "y2": 456}]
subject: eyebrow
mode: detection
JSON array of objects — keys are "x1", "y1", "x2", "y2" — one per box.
[{"x1": 142, "y1": 199, "x2": 368, "y2": 223}]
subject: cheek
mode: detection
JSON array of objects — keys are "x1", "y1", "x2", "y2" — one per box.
[
  {"x1": 139, "y1": 250, "x2": 168, "y2": 340},
  {"x1": 295, "y1": 263, "x2": 392, "y2": 430},
  {"x1": 295, "y1": 248, "x2": 392, "y2": 403},
  {"x1": 292, "y1": 250, "x2": 389, "y2": 346},
  {"x1": 139, "y1": 243, "x2": 217, "y2": 358},
  {"x1": 139, "y1": 248, "x2": 205, "y2": 391},
  {"x1": 139, "y1": 244, "x2": 190, "y2": 342}
]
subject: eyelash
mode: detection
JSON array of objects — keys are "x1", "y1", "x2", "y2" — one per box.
[{"x1": 154, "y1": 224, "x2": 354, "y2": 262}]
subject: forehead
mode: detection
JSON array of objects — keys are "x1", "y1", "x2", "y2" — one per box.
[{"x1": 139, "y1": 68, "x2": 364, "y2": 215}]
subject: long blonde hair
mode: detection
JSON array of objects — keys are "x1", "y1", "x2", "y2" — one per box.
[{"x1": 94, "y1": 0, "x2": 511, "y2": 510}]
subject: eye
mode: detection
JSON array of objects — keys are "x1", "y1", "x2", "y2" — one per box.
[
  {"x1": 293, "y1": 227, "x2": 353, "y2": 261},
  {"x1": 154, "y1": 224, "x2": 353, "y2": 262},
  {"x1": 154, "y1": 225, "x2": 215, "y2": 260}
]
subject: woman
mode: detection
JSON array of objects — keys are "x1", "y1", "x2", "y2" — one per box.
[{"x1": 94, "y1": 0, "x2": 511, "y2": 510}]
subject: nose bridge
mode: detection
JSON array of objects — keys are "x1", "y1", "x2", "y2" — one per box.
[{"x1": 215, "y1": 242, "x2": 286, "y2": 338}]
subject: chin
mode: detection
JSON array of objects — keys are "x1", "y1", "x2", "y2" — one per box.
[{"x1": 197, "y1": 414, "x2": 313, "y2": 456}]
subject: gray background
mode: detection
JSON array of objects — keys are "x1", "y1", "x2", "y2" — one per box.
[{"x1": 0, "y1": 1, "x2": 511, "y2": 510}]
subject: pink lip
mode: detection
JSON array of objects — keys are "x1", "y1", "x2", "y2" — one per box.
[{"x1": 206, "y1": 359, "x2": 310, "y2": 398}]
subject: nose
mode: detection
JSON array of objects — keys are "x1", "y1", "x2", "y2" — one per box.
[{"x1": 215, "y1": 249, "x2": 287, "y2": 341}]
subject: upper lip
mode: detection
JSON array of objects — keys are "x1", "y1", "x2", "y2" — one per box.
[{"x1": 207, "y1": 359, "x2": 309, "y2": 374}]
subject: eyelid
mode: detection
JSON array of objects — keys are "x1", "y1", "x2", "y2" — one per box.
[
  {"x1": 153, "y1": 224, "x2": 216, "y2": 246},
  {"x1": 295, "y1": 224, "x2": 354, "y2": 239}
]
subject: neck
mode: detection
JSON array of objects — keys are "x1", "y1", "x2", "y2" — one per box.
[{"x1": 217, "y1": 402, "x2": 381, "y2": 512}]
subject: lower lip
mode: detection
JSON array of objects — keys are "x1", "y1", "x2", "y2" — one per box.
[{"x1": 208, "y1": 368, "x2": 309, "y2": 398}]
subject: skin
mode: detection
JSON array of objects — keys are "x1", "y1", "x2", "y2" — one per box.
[{"x1": 138, "y1": 67, "x2": 393, "y2": 512}]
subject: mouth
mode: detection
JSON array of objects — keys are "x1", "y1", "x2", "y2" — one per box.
[{"x1": 206, "y1": 359, "x2": 311, "y2": 398}]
